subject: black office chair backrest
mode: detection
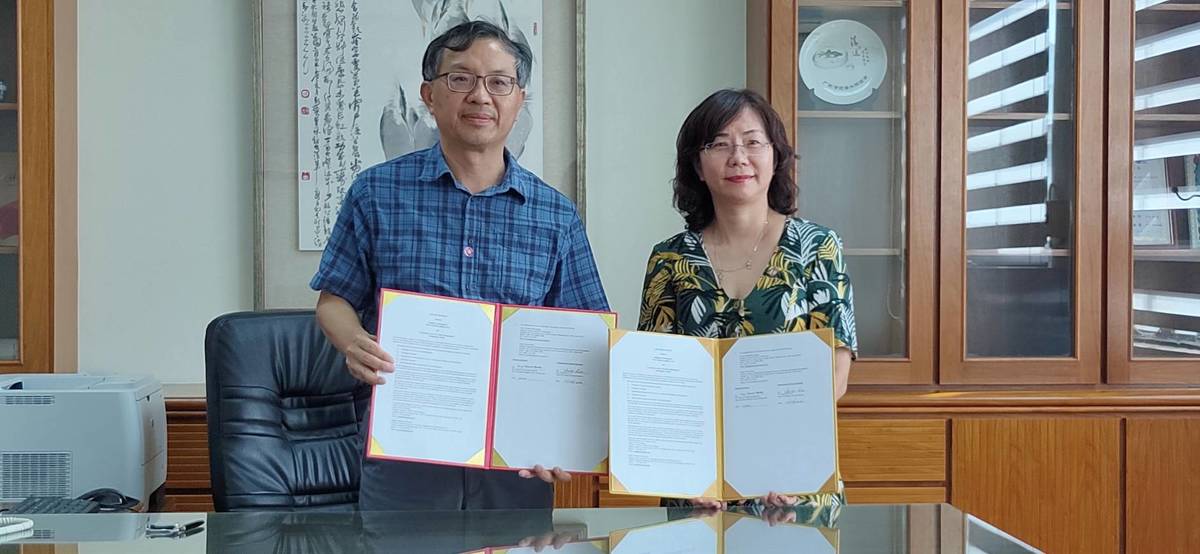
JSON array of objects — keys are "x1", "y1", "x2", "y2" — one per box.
[{"x1": 204, "y1": 311, "x2": 370, "y2": 511}]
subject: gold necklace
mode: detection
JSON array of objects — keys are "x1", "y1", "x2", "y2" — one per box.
[{"x1": 709, "y1": 217, "x2": 770, "y2": 275}]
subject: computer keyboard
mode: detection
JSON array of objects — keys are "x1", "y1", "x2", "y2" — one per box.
[{"x1": 8, "y1": 497, "x2": 101, "y2": 514}]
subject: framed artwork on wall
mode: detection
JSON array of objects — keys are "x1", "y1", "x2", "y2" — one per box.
[
  {"x1": 1132, "y1": 158, "x2": 1174, "y2": 247},
  {"x1": 252, "y1": 0, "x2": 584, "y2": 308}
]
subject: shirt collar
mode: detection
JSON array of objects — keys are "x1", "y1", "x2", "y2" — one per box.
[{"x1": 419, "y1": 143, "x2": 530, "y2": 202}]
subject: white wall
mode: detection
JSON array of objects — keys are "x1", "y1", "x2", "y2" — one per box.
[
  {"x1": 77, "y1": 0, "x2": 254, "y2": 383},
  {"x1": 585, "y1": 0, "x2": 747, "y2": 327},
  {"x1": 70, "y1": 1, "x2": 745, "y2": 384}
]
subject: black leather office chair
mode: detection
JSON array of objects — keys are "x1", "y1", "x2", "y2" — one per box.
[{"x1": 204, "y1": 311, "x2": 370, "y2": 511}]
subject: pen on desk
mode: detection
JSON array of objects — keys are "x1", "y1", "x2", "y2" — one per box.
[
  {"x1": 146, "y1": 519, "x2": 205, "y2": 537},
  {"x1": 178, "y1": 525, "x2": 205, "y2": 538},
  {"x1": 148, "y1": 519, "x2": 202, "y2": 531}
]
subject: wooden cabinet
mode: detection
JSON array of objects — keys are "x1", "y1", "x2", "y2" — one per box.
[
  {"x1": 0, "y1": 0, "x2": 53, "y2": 374},
  {"x1": 951, "y1": 418, "x2": 1122, "y2": 554},
  {"x1": 838, "y1": 418, "x2": 947, "y2": 494},
  {"x1": 1107, "y1": 0, "x2": 1200, "y2": 384},
  {"x1": 836, "y1": 391, "x2": 1200, "y2": 553},
  {"x1": 164, "y1": 391, "x2": 1200, "y2": 553},
  {"x1": 753, "y1": 2, "x2": 1200, "y2": 545},
  {"x1": 786, "y1": 0, "x2": 915, "y2": 370},
  {"x1": 940, "y1": 0, "x2": 1104, "y2": 384},
  {"x1": 163, "y1": 398, "x2": 213, "y2": 512},
  {"x1": 762, "y1": 0, "x2": 939, "y2": 385},
  {"x1": 839, "y1": 419, "x2": 947, "y2": 482},
  {"x1": 764, "y1": 0, "x2": 1198, "y2": 384},
  {"x1": 1125, "y1": 417, "x2": 1200, "y2": 553}
]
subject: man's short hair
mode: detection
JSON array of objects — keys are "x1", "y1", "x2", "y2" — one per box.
[{"x1": 421, "y1": 20, "x2": 533, "y2": 88}]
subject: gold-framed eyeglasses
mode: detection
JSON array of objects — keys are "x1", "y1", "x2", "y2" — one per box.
[
  {"x1": 435, "y1": 72, "x2": 519, "y2": 96},
  {"x1": 700, "y1": 139, "x2": 772, "y2": 157}
]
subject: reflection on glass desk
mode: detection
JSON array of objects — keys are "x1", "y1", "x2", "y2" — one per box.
[{"x1": 0, "y1": 504, "x2": 1039, "y2": 553}]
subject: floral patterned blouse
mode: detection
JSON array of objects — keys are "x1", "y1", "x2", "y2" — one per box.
[
  {"x1": 640, "y1": 217, "x2": 858, "y2": 509},
  {"x1": 638, "y1": 217, "x2": 858, "y2": 356}
]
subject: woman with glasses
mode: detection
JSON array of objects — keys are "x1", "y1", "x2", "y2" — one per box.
[{"x1": 638, "y1": 88, "x2": 858, "y2": 511}]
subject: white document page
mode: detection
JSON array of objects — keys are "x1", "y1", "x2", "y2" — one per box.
[
  {"x1": 492, "y1": 307, "x2": 613, "y2": 472},
  {"x1": 609, "y1": 518, "x2": 718, "y2": 554},
  {"x1": 368, "y1": 292, "x2": 496, "y2": 465},
  {"x1": 609, "y1": 331, "x2": 718, "y2": 498},
  {"x1": 720, "y1": 332, "x2": 837, "y2": 497}
]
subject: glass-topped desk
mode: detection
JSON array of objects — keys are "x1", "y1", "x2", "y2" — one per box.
[{"x1": 0, "y1": 504, "x2": 1038, "y2": 553}]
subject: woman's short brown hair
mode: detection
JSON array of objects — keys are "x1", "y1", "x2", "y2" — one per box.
[{"x1": 673, "y1": 89, "x2": 797, "y2": 232}]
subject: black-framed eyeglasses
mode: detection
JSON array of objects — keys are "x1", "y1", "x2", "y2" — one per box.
[
  {"x1": 435, "y1": 72, "x2": 520, "y2": 96},
  {"x1": 700, "y1": 139, "x2": 773, "y2": 157}
]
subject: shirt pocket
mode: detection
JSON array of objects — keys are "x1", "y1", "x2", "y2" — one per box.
[{"x1": 489, "y1": 234, "x2": 554, "y2": 306}]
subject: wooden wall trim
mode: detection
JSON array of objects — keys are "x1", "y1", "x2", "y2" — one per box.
[
  {"x1": 172, "y1": 388, "x2": 1200, "y2": 414},
  {"x1": 767, "y1": 0, "x2": 797, "y2": 148},
  {"x1": 906, "y1": 0, "x2": 938, "y2": 385},
  {"x1": 166, "y1": 396, "x2": 206, "y2": 413},
  {"x1": 20, "y1": 0, "x2": 55, "y2": 373},
  {"x1": 170, "y1": 389, "x2": 1200, "y2": 417},
  {"x1": 1072, "y1": 0, "x2": 1106, "y2": 385},
  {"x1": 845, "y1": 486, "x2": 947, "y2": 505},
  {"x1": 841, "y1": 388, "x2": 1200, "y2": 409},
  {"x1": 844, "y1": 406, "x2": 1200, "y2": 415},
  {"x1": 0, "y1": 0, "x2": 55, "y2": 374},
  {"x1": 938, "y1": 0, "x2": 967, "y2": 384},
  {"x1": 1106, "y1": 0, "x2": 1134, "y2": 383}
]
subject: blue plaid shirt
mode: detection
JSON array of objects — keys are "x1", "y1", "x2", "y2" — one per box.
[{"x1": 311, "y1": 145, "x2": 609, "y2": 333}]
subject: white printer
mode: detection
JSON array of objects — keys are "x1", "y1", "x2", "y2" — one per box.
[{"x1": 0, "y1": 374, "x2": 167, "y2": 504}]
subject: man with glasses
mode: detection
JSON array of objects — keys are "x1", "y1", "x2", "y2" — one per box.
[{"x1": 311, "y1": 20, "x2": 609, "y2": 511}]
